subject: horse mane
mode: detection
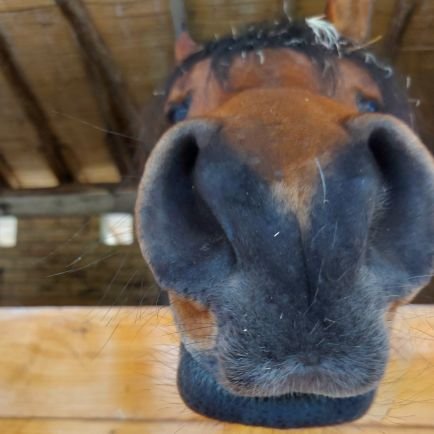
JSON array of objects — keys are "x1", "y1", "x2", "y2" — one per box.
[{"x1": 167, "y1": 18, "x2": 412, "y2": 126}]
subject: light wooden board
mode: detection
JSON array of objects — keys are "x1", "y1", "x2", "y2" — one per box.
[
  {"x1": 0, "y1": 419, "x2": 433, "y2": 434},
  {"x1": 0, "y1": 305, "x2": 432, "y2": 433}
]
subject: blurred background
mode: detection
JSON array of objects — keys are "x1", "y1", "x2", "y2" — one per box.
[{"x1": 0, "y1": 0, "x2": 432, "y2": 306}]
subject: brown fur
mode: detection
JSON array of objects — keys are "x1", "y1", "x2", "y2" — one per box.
[
  {"x1": 136, "y1": 31, "x2": 434, "y2": 406},
  {"x1": 159, "y1": 48, "x2": 425, "y2": 355},
  {"x1": 166, "y1": 49, "x2": 382, "y2": 118},
  {"x1": 169, "y1": 293, "x2": 217, "y2": 352}
]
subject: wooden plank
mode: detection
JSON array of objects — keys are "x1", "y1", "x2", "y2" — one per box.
[
  {"x1": 0, "y1": 70, "x2": 59, "y2": 188},
  {"x1": 0, "y1": 28, "x2": 74, "y2": 184},
  {"x1": 0, "y1": 0, "x2": 54, "y2": 13},
  {"x1": 0, "y1": 419, "x2": 433, "y2": 434},
  {"x1": 0, "y1": 186, "x2": 136, "y2": 216},
  {"x1": 381, "y1": 0, "x2": 419, "y2": 60},
  {"x1": 185, "y1": 0, "x2": 285, "y2": 41},
  {"x1": 56, "y1": 0, "x2": 139, "y2": 179},
  {"x1": 170, "y1": 0, "x2": 188, "y2": 38},
  {"x1": 0, "y1": 0, "x2": 177, "y2": 185},
  {"x1": 0, "y1": 151, "x2": 21, "y2": 189},
  {"x1": 0, "y1": 306, "x2": 432, "y2": 428},
  {"x1": 398, "y1": 0, "x2": 434, "y2": 49},
  {"x1": 0, "y1": 214, "x2": 158, "y2": 307},
  {"x1": 0, "y1": 3, "x2": 121, "y2": 185}
]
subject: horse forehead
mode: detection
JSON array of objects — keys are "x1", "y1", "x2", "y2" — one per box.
[
  {"x1": 167, "y1": 48, "x2": 382, "y2": 116},
  {"x1": 167, "y1": 49, "x2": 320, "y2": 115},
  {"x1": 212, "y1": 88, "x2": 353, "y2": 171},
  {"x1": 228, "y1": 49, "x2": 319, "y2": 91}
]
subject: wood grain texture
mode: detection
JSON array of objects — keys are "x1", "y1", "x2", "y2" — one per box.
[
  {"x1": 0, "y1": 419, "x2": 433, "y2": 434},
  {"x1": 0, "y1": 2, "x2": 121, "y2": 185},
  {"x1": 0, "y1": 27, "x2": 74, "y2": 184},
  {"x1": 0, "y1": 0, "x2": 432, "y2": 193},
  {"x1": 56, "y1": 0, "x2": 139, "y2": 179},
  {"x1": 0, "y1": 305, "x2": 432, "y2": 433}
]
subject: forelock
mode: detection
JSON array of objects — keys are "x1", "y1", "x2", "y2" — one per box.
[{"x1": 165, "y1": 18, "x2": 412, "y2": 125}]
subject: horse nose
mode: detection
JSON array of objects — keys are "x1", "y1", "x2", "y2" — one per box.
[
  {"x1": 297, "y1": 353, "x2": 321, "y2": 367},
  {"x1": 136, "y1": 119, "x2": 237, "y2": 302}
]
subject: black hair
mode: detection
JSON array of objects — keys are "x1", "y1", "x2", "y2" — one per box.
[{"x1": 166, "y1": 19, "x2": 412, "y2": 126}]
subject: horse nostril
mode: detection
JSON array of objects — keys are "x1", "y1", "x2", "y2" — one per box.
[
  {"x1": 136, "y1": 119, "x2": 237, "y2": 297},
  {"x1": 177, "y1": 134, "x2": 199, "y2": 177}
]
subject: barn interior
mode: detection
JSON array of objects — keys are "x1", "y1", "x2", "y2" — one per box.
[
  {"x1": 0, "y1": 1, "x2": 433, "y2": 433},
  {"x1": 0, "y1": 0, "x2": 433, "y2": 306}
]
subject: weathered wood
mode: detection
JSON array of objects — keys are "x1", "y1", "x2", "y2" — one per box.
[
  {"x1": 56, "y1": 0, "x2": 139, "y2": 179},
  {"x1": 0, "y1": 28, "x2": 74, "y2": 184},
  {"x1": 0, "y1": 419, "x2": 433, "y2": 434},
  {"x1": 0, "y1": 6, "x2": 121, "y2": 186},
  {"x1": 382, "y1": 0, "x2": 419, "y2": 60},
  {"x1": 0, "y1": 305, "x2": 432, "y2": 430},
  {"x1": 325, "y1": 0, "x2": 376, "y2": 44},
  {"x1": 283, "y1": 0, "x2": 296, "y2": 19},
  {"x1": 0, "y1": 186, "x2": 136, "y2": 216},
  {"x1": 170, "y1": 0, "x2": 188, "y2": 38},
  {"x1": 185, "y1": 0, "x2": 285, "y2": 41},
  {"x1": 0, "y1": 151, "x2": 20, "y2": 189},
  {"x1": 0, "y1": 0, "x2": 431, "y2": 193}
]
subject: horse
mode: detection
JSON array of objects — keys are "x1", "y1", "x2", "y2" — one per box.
[{"x1": 135, "y1": 11, "x2": 434, "y2": 430}]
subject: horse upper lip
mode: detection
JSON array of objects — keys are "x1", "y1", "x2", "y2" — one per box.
[{"x1": 219, "y1": 363, "x2": 379, "y2": 398}]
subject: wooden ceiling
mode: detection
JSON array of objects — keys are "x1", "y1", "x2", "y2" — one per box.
[{"x1": 0, "y1": 0, "x2": 432, "y2": 194}]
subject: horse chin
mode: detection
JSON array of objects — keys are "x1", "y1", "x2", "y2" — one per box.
[{"x1": 177, "y1": 345, "x2": 376, "y2": 429}]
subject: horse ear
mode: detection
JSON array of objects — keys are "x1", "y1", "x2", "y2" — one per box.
[
  {"x1": 325, "y1": 0, "x2": 375, "y2": 44},
  {"x1": 175, "y1": 31, "x2": 202, "y2": 64}
]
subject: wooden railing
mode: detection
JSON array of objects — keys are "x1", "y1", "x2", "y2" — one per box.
[{"x1": 0, "y1": 306, "x2": 432, "y2": 433}]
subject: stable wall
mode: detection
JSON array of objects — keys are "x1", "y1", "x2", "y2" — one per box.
[{"x1": 0, "y1": 216, "x2": 158, "y2": 306}]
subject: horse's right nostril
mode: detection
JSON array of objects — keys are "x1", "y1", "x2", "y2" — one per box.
[
  {"x1": 136, "y1": 120, "x2": 236, "y2": 302},
  {"x1": 177, "y1": 133, "x2": 199, "y2": 178}
]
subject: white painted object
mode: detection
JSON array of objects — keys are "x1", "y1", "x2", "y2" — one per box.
[
  {"x1": 0, "y1": 216, "x2": 18, "y2": 248},
  {"x1": 100, "y1": 213, "x2": 134, "y2": 246}
]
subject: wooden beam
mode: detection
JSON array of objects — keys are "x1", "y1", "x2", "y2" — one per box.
[
  {"x1": 0, "y1": 306, "x2": 432, "y2": 428},
  {"x1": 2, "y1": 420, "x2": 434, "y2": 433},
  {"x1": 0, "y1": 186, "x2": 136, "y2": 216},
  {"x1": 381, "y1": 0, "x2": 419, "y2": 61},
  {"x1": 283, "y1": 0, "x2": 296, "y2": 19},
  {"x1": 56, "y1": 0, "x2": 139, "y2": 179},
  {"x1": 325, "y1": 0, "x2": 376, "y2": 44},
  {"x1": 0, "y1": 29, "x2": 74, "y2": 184},
  {"x1": 170, "y1": 0, "x2": 188, "y2": 38},
  {"x1": 0, "y1": 152, "x2": 20, "y2": 189}
]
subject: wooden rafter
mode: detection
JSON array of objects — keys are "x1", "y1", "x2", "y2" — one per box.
[
  {"x1": 170, "y1": 0, "x2": 188, "y2": 38},
  {"x1": 282, "y1": 0, "x2": 295, "y2": 19},
  {"x1": 0, "y1": 185, "x2": 136, "y2": 217},
  {"x1": 56, "y1": 0, "x2": 139, "y2": 180},
  {"x1": 0, "y1": 152, "x2": 20, "y2": 189},
  {"x1": 0, "y1": 29, "x2": 74, "y2": 185},
  {"x1": 381, "y1": 0, "x2": 419, "y2": 60}
]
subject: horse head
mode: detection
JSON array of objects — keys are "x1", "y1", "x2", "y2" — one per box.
[{"x1": 136, "y1": 16, "x2": 434, "y2": 429}]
